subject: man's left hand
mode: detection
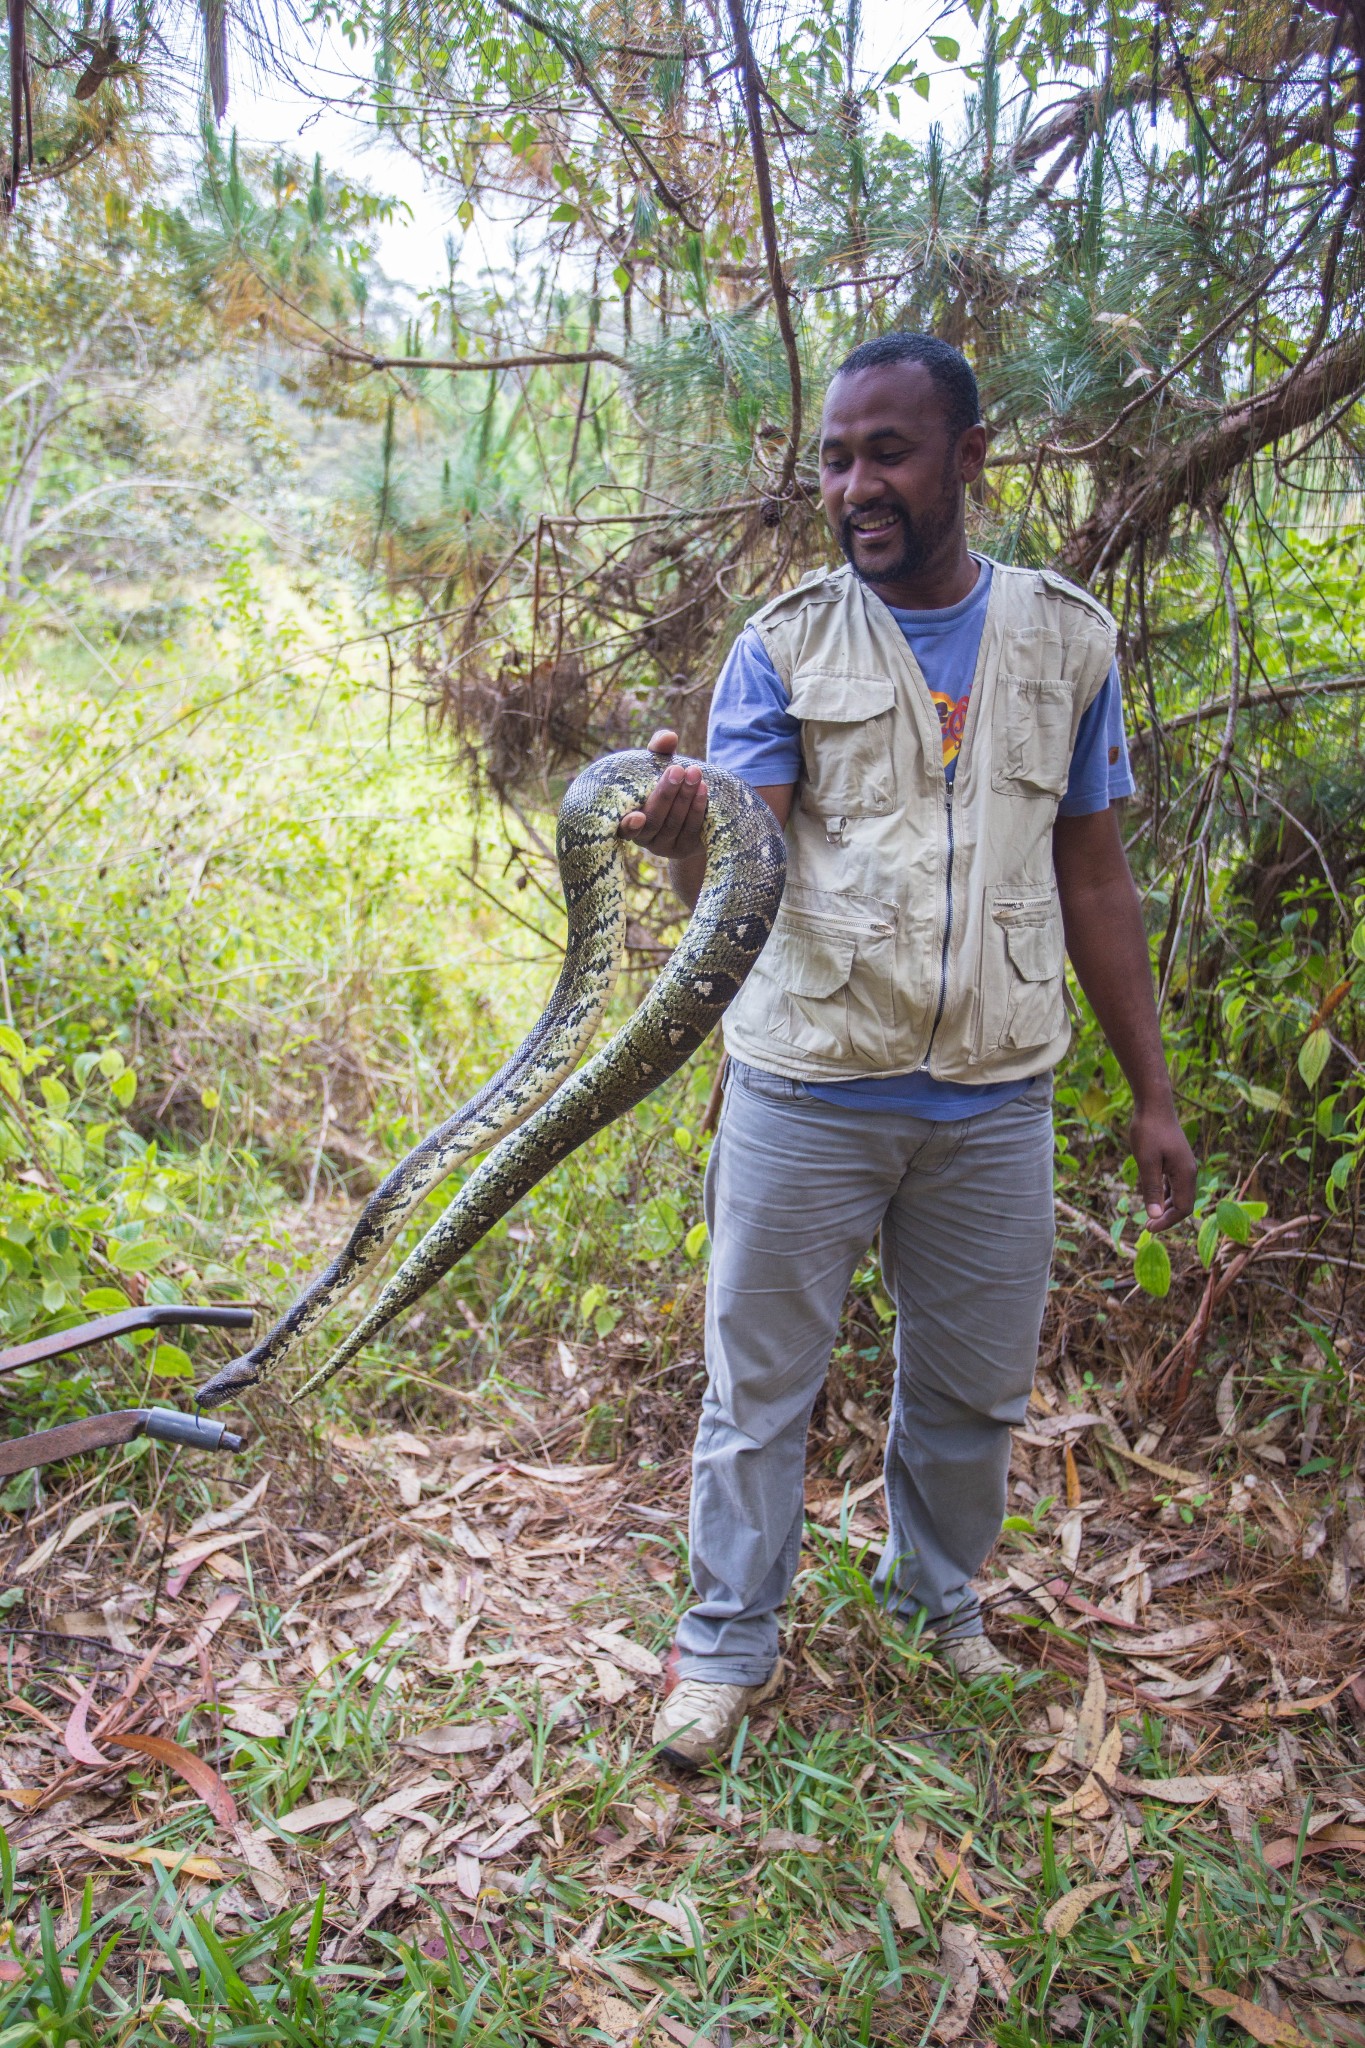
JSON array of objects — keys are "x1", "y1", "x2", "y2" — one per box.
[{"x1": 1130, "y1": 1099, "x2": 1197, "y2": 1231}]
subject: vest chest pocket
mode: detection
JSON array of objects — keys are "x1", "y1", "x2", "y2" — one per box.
[
  {"x1": 991, "y1": 677, "x2": 1077, "y2": 799},
  {"x1": 786, "y1": 670, "x2": 897, "y2": 821}
]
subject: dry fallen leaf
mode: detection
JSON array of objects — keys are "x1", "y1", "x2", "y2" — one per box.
[
  {"x1": 275, "y1": 1796, "x2": 359, "y2": 1834},
  {"x1": 591, "y1": 1658, "x2": 636, "y2": 1705},
  {"x1": 580, "y1": 1625, "x2": 663, "y2": 1678},
  {"x1": 1042, "y1": 1880, "x2": 1118, "y2": 1937},
  {"x1": 1074, "y1": 1649, "x2": 1107, "y2": 1766},
  {"x1": 879, "y1": 1861, "x2": 923, "y2": 1931},
  {"x1": 933, "y1": 1922, "x2": 981, "y2": 2043},
  {"x1": 934, "y1": 1838, "x2": 1007, "y2": 1922},
  {"x1": 401, "y1": 1720, "x2": 494, "y2": 1757},
  {"x1": 67, "y1": 1829, "x2": 229, "y2": 1881},
  {"x1": 231, "y1": 1823, "x2": 292, "y2": 1909},
  {"x1": 1261, "y1": 1825, "x2": 1365, "y2": 1869},
  {"x1": 15, "y1": 1501, "x2": 127, "y2": 1579},
  {"x1": 759, "y1": 1829, "x2": 824, "y2": 1854},
  {"x1": 179, "y1": 1472, "x2": 270, "y2": 1542},
  {"x1": 506, "y1": 1460, "x2": 617, "y2": 1485},
  {"x1": 1179, "y1": 1972, "x2": 1315, "y2": 2047},
  {"x1": 104, "y1": 1732, "x2": 237, "y2": 1827}
]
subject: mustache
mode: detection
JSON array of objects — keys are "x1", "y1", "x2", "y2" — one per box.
[{"x1": 840, "y1": 507, "x2": 907, "y2": 554}]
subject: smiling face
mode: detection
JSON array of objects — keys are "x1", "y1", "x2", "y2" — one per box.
[{"x1": 819, "y1": 361, "x2": 987, "y2": 606}]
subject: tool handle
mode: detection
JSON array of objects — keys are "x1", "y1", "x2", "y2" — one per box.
[{"x1": 0, "y1": 1304, "x2": 255, "y2": 1376}]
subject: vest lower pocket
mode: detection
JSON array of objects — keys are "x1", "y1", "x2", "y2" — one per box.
[
  {"x1": 755, "y1": 912, "x2": 897, "y2": 1065},
  {"x1": 975, "y1": 893, "x2": 1065, "y2": 1056}
]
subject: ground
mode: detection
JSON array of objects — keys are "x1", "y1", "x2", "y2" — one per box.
[{"x1": 1, "y1": 1209, "x2": 1363, "y2": 2048}]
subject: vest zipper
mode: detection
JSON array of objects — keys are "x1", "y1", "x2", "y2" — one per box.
[{"x1": 923, "y1": 784, "x2": 954, "y2": 1070}]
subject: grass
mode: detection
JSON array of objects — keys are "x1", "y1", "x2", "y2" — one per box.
[{"x1": 3, "y1": 1590, "x2": 1362, "y2": 2048}]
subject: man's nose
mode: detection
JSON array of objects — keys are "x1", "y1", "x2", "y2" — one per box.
[{"x1": 843, "y1": 458, "x2": 886, "y2": 503}]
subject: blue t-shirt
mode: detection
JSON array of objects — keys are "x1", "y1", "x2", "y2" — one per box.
[{"x1": 708, "y1": 562, "x2": 1135, "y2": 1118}]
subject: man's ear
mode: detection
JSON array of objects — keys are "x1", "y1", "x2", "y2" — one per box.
[{"x1": 958, "y1": 422, "x2": 988, "y2": 485}]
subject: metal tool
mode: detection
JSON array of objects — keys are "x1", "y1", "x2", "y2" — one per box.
[{"x1": 0, "y1": 1304, "x2": 253, "y2": 1475}]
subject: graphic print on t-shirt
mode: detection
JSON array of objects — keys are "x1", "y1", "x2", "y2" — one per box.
[{"x1": 931, "y1": 688, "x2": 971, "y2": 769}]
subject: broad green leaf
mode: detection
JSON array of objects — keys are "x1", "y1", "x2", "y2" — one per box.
[
  {"x1": 1197, "y1": 1215, "x2": 1219, "y2": 1268},
  {"x1": 1215, "y1": 1199, "x2": 1251, "y2": 1245},
  {"x1": 1298, "y1": 1028, "x2": 1330, "y2": 1088},
  {"x1": 684, "y1": 1219, "x2": 709, "y2": 1261},
  {"x1": 0, "y1": 1025, "x2": 25, "y2": 1060},
  {"x1": 1133, "y1": 1230, "x2": 1171, "y2": 1298},
  {"x1": 930, "y1": 34, "x2": 960, "y2": 58},
  {"x1": 149, "y1": 1342, "x2": 193, "y2": 1378},
  {"x1": 39, "y1": 1075, "x2": 70, "y2": 1113},
  {"x1": 83, "y1": 1287, "x2": 132, "y2": 1312},
  {"x1": 107, "y1": 1237, "x2": 173, "y2": 1273},
  {"x1": 98, "y1": 1047, "x2": 125, "y2": 1080},
  {"x1": 111, "y1": 1068, "x2": 138, "y2": 1108}
]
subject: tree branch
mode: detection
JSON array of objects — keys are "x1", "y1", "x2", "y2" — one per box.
[
  {"x1": 724, "y1": 0, "x2": 803, "y2": 497},
  {"x1": 1061, "y1": 326, "x2": 1365, "y2": 579}
]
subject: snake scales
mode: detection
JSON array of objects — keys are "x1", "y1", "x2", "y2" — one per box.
[{"x1": 196, "y1": 750, "x2": 786, "y2": 1410}]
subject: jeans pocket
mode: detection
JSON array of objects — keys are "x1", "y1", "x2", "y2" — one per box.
[{"x1": 730, "y1": 1058, "x2": 808, "y2": 1102}]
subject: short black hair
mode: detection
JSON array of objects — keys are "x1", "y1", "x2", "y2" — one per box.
[{"x1": 832, "y1": 332, "x2": 981, "y2": 442}]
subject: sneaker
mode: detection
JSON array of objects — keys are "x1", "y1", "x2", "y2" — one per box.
[
  {"x1": 937, "y1": 1633, "x2": 1020, "y2": 1681},
  {"x1": 652, "y1": 1658, "x2": 782, "y2": 1769}
]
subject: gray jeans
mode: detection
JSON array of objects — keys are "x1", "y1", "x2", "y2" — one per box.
[{"x1": 675, "y1": 1061, "x2": 1055, "y2": 1684}]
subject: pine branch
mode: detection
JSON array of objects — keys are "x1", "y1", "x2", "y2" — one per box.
[{"x1": 1061, "y1": 327, "x2": 1365, "y2": 579}]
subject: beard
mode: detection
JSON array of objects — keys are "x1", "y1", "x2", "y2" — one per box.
[{"x1": 837, "y1": 460, "x2": 959, "y2": 589}]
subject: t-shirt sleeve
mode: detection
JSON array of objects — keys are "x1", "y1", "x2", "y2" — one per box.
[
  {"x1": 1057, "y1": 660, "x2": 1136, "y2": 817},
  {"x1": 706, "y1": 627, "x2": 803, "y2": 789}
]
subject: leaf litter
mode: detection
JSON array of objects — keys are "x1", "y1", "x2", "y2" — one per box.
[{"x1": 0, "y1": 1286, "x2": 1363, "y2": 2046}]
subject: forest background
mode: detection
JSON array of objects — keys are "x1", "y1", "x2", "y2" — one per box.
[{"x1": 0, "y1": 0, "x2": 1364, "y2": 2043}]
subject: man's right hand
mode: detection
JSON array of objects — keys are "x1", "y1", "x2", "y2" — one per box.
[{"x1": 619, "y1": 729, "x2": 709, "y2": 859}]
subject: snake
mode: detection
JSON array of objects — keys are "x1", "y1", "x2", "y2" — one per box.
[{"x1": 196, "y1": 750, "x2": 786, "y2": 1410}]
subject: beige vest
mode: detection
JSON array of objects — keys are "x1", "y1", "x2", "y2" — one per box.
[{"x1": 721, "y1": 557, "x2": 1117, "y2": 1083}]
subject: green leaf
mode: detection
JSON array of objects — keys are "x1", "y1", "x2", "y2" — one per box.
[
  {"x1": 107, "y1": 1236, "x2": 172, "y2": 1273},
  {"x1": 684, "y1": 1219, "x2": 709, "y2": 1262},
  {"x1": 930, "y1": 34, "x2": 960, "y2": 58},
  {"x1": 82, "y1": 1287, "x2": 132, "y2": 1313},
  {"x1": 0, "y1": 1237, "x2": 34, "y2": 1277},
  {"x1": 913, "y1": 72, "x2": 931, "y2": 98},
  {"x1": 611, "y1": 264, "x2": 631, "y2": 293},
  {"x1": 98, "y1": 1047, "x2": 125, "y2": 1080},
  {"x1": 579, "y1": 1282, "x2": 607, "y2": 1321},
  {"x1": 1197, "y1": 1215, "x2": 1219, "y2": 1268},
  {"x1": 1133, "y1": 1230, "x2": 1171, "y2": 1298},
  {"x1": 549, "y1": 201, "x2": 579, "y2": 224},
  {"x1": 111, "y1": 1068, "x2": 138, "y2": 1108},
  {"x1": 1215, "y1": 1199, "x2": 1251, "y2": 1245},
  {"x1": 637, "y1": 1194, "x2": 683, "y2": 1257},
  {"x1": 149, "y1": 1342, "x2": 193, "y2": 1379},
  {"x1": 39, "y1": 1075, "x2": 70, "y2": 1113},
  {"x1": 1298, "y1": 1028, "x2": 1330, "y2": 1089},
  {"x1": 0, "y1": 1025, "x2": 25, "y2": 1060}
]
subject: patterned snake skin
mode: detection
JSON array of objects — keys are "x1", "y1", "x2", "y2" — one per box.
[{"x1": 196, "y1": 751, "x2": 786, "y2": 1410}]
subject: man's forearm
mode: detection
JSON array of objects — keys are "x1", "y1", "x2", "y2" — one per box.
[{"x1": 1061, "y1": 871, "x2": 1173, "y2": 1106}]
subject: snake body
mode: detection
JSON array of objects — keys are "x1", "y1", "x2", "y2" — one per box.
[{"x1": 196, "y1": 751, "x2": 785, "y2": 1410}]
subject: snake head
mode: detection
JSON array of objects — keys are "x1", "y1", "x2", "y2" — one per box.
[{"x1": 195, "y1": 1352, "x2": 264, "y2": 1409}]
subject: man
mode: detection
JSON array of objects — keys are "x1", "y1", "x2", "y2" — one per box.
[{"x1": 621, "y1": 332, "x2": 1196, "y2": 1769}]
